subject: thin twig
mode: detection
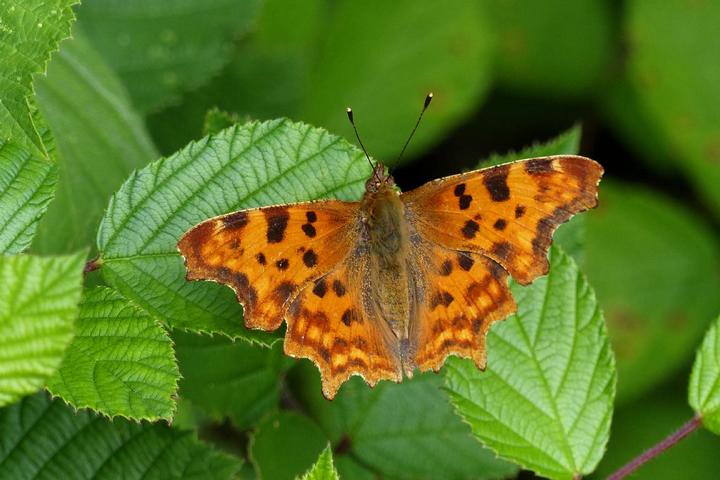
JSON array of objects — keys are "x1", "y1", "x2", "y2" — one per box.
[{"x1": 607, "y1": 415, "x2": 703, "y2": 480}]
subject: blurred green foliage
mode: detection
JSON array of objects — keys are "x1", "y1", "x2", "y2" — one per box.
[{"x1": 1, "y1": 0, "x2": 719, "y2": 478}]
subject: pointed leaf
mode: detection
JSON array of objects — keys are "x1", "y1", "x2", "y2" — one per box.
[
  {"x1": 299, "y1": 445, "x2": 339, "y2": 480},
  {"x1": 289, "y1": 364, "x2": 518, "y2": 480},
  {"x1": 0, "y1": 252, "x2": 84, "y2": 407},
  {"x1": 46, "y1": 287, "x2": 179, "y2": 421},
  {"x1": 689, "y1": 315, "x2": 720, "y2": 434},
  {"x1": 251, "y1": 411, "x2": 328, "y2": 480},
  {"x1": 0, "y1": 141, "x2": 57, "y2": 254},
  {"x1": 444, "y1": 247, "x2": 616, "y2": 480},
  {"x1": 97, "y1": 119, "x2": 369, "y2": 343},
  {"x1": 175, "y1": 330, "x2": 287, "y2": 428},
  {"x1": 33, "y1": 32, "x2": 158, "y2": 253},
  {"x1": 76, "y1": 0, "x2": 261, "y2": 112},
  {"x1": 0, "y1": 0, "x2": 77, "y2": 158},
  {"x1": 0, "y1": 393, "x2": 241, "y2": 479}
]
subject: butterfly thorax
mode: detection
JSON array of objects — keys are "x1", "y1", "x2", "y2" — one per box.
[{"x1": 361, "y1": 176, "x2": 412, "y2": 349}]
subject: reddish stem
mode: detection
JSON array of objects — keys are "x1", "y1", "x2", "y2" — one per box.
[
  {"x1": 607, "y1": 415, "x2": 702, "y2": 480},
  {"x1": 83, "y1": 257, "x2": 101, "y2": 274}
]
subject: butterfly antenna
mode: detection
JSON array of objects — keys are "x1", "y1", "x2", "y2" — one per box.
[
  {"x1": 346, "y1": 107, "x2": 375, "y2": 174},
  {"x1": 397, "y1": 92, "x2": 433, "y2": 164}
]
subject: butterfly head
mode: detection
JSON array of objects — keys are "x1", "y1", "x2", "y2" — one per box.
[{"x1": 365, "y1": 162, "x2": 395, "y2": 193}]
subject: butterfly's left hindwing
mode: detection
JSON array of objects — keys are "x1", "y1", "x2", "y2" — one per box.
[
  {"x1": 178, "y1": 201, "x2": 359, "y2": 330},
  {"x1": 402, "y1": 155, "x2": 602, "y2": 284}
]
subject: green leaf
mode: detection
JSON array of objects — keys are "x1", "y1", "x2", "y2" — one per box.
[
  {"x1": 0, "y1": 0, "x2": 77, "y2": 158},
  {"x1": 174, "y1": 330, "x2": 287, "y2": 428},
  {"x1": 289, "y1": 363, "x2": 518, "y2": 480},
  {"x1": 0, "y1": 392, "x2": 241, "y2": 479},
  {"x1": 444, "y1": 247, "x2": 616, "y2": 480},
  {"x1": 76, "y1": 0, "x2": 261, "y2": 112},
  {"x1": 97, "y1": 119, "x2": 369, "y2": 343},
  {"x1": 689, "y1": 315, "x2": 720, "y2": 434},
  {"x1": 32, "y1": 31, "x2": 158, "y2": 253},
  {"x1": 203, "y1": 107, "x2": 240, "y2": 137},
  {"x1": 487, "y1": 0, "x2": 613, "y2": 97},
  {"x1": 0, "y1": 140, "x2": 57, "y2": 254},
  {"x1": 46, "y1": 287, "x2": 179, "y2": 421},
  {"x1": 0, "y1": 252, "x2": 84, "y2": 407},
  {"x1": 480, "y1": 125, "x2": 581, "y2": 168},
  {"x1": 148, "y1": 0, "x2": 494, "y2": 162},
  {"x1": 626, "y1": 0, "x2": 720, "y2": 218},
  {"x1": 479, "y1": 125, "x2": 585, "y2": 260},
  {"x1": 583, "y1": 182, "x2": 720, "y2": 403},
  {"x1": 299, "y1": 445, "x2": 339, "y2": 480},
  {"x1": 250, "y1": 411, "x2": 329, "y2": 480}
]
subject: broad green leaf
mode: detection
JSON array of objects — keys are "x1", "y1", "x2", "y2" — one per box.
[
  {"x1": 444, "y1": 247, "x2": 616, "y2": 480},
  {"x1": 46, "y1": 287, "x2": 179, "y2": 421},
  {"x1": 0, "y1": 140, "x2": 57, "y2": 254},
  {"x1": 250, "y1": 411, "x2": 328, "y2": 480},
  {"x1": 289, "y1": 362, "x2": 518, "y2": 480},
  {"x1": 584, "y1": 182, "x2": 720, "y2": 403},
  {"x1": 300, "y1": 446, "x2": 339, "y2": 480},
  {"x1": 302, "y1": 0, "x2": 493, "y2": 162},
  {"x1": 148, "y1": 0, "x2": 494, "y2": 162},
  {"x1": 626, "y1": 0, "x2": 720, "y2": 218},
  {"x1": 174, "y1": 330, "x2": 287, "y2": 428},
  {"x1": 0, "y1": 392, "x2": 241, "y2": 479},
  {"x1": 593, "y1": 382, "x2": 720, "y2": 479},
  {"x1": 33, "y1": 32, "x2": 158, "y2": 253},
  {"x1": 689, "y1": 315, "x2": 720, "y2": 434},
  {"x1": 76, "y1": 0, "x2": 261, "y2": 112},
  {"x1": 0, "y1": 0, "x2": 77, "y2": 158},
  {"x1": 97, "y1": 119, "x2": 369, "y2": 343},
  {"x1": 479, "y1": 126, "x2": 585, "y2": 260},
  {"x1": 0, "y1": 252, "x2": 84, "y2": 407},
  {"x1": 487, "y1": 0, "x2": 613, "y2": 97}
]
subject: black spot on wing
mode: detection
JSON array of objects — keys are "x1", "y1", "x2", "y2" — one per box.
[
  {"x1": 461, "y1": 220, "x2": 479, "y2": 239},
  {"x1": 312, "y1": 278, "x2": 327, "y2": 298},
  {"x1": 457, "y1": 253, "x2": 474, "y2": 271},
  {"x1": 256, "y1": 253, "x2": 266, "y2": 265},
  {"x1": 459, "y1": 195, "x2": 472, "y2": 210},
  {"x1": 302, "y1": 223, "x2": 317, "y2": 238},
  {"x1": 303, "y1": 249, "x2": 318, "y2": 268},
  {"x1": 525, "y1": 158, "x2": 554, "y2": 175},
  {"x1": 275, "y1": 258, "x2": 289, "y2": 270},
  {"x1": 306, "y1": 211, "x2": 317, "y2": 223},
  {"x1": 265, "y1": 208, "x2": 289, "y2": 243},
  {"x1": 453, "y1": 184, "x2": 466, "y2": 196},
  {"x1": 493, "y1": 219, "x2": 507, "y2": 231},
  {"x1": 515, "y1": 205, "x2": 526, "y2": 219},
  {"x1": 222, "y1": 211, "x2": 249, "y2": 230},
  {"x1": 483, "y1": 165, "x2": 510, "y2": 202},
  {"x1": 333, "y1": 279, "x2": 346, "y2": 297}
]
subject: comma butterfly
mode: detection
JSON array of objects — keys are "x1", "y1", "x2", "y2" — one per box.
[{"x1": 177, "y1": 95, "x2": 603, "y2": 399}]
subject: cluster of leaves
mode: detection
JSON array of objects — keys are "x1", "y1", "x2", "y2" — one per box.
[{"x1": 1, "y1": 0, "x2": 720, "y2": 479}]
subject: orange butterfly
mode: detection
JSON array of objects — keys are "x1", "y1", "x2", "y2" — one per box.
[{"x1": 177, "y1": 99, "x2": 603, "y2": 399}]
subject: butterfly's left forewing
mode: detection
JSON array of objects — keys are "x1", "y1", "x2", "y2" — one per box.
[{"x1": 178, "y1": 201, "x2": 359, "y2": 331}]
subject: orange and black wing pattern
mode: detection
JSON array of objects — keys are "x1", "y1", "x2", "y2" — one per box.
[
  {"x1": 402, "y1": 156, "x2": 603, "y2": 284},
  {"x1": 177, "y1": 201, "x2": 358, "y2": 331}
]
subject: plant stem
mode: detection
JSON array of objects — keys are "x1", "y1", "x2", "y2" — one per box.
[
  {"x1": 607, "y1": 415, "x2": 702, "y2": 480},
  {"x1": 83, "y1": 257, "x2": 101, "y2": 274}
]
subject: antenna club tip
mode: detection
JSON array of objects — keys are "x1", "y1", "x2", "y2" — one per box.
[
  {"x1": 346, "y1": 107, "x2": 354, "y2": 122},
  {"x1": 424, "y1": 92, "x2": 434, "y2": 107}
]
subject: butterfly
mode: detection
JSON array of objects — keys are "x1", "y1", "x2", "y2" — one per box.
[{"x1": 177, "y1": 100, "x2": 603, "y2": 399}]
